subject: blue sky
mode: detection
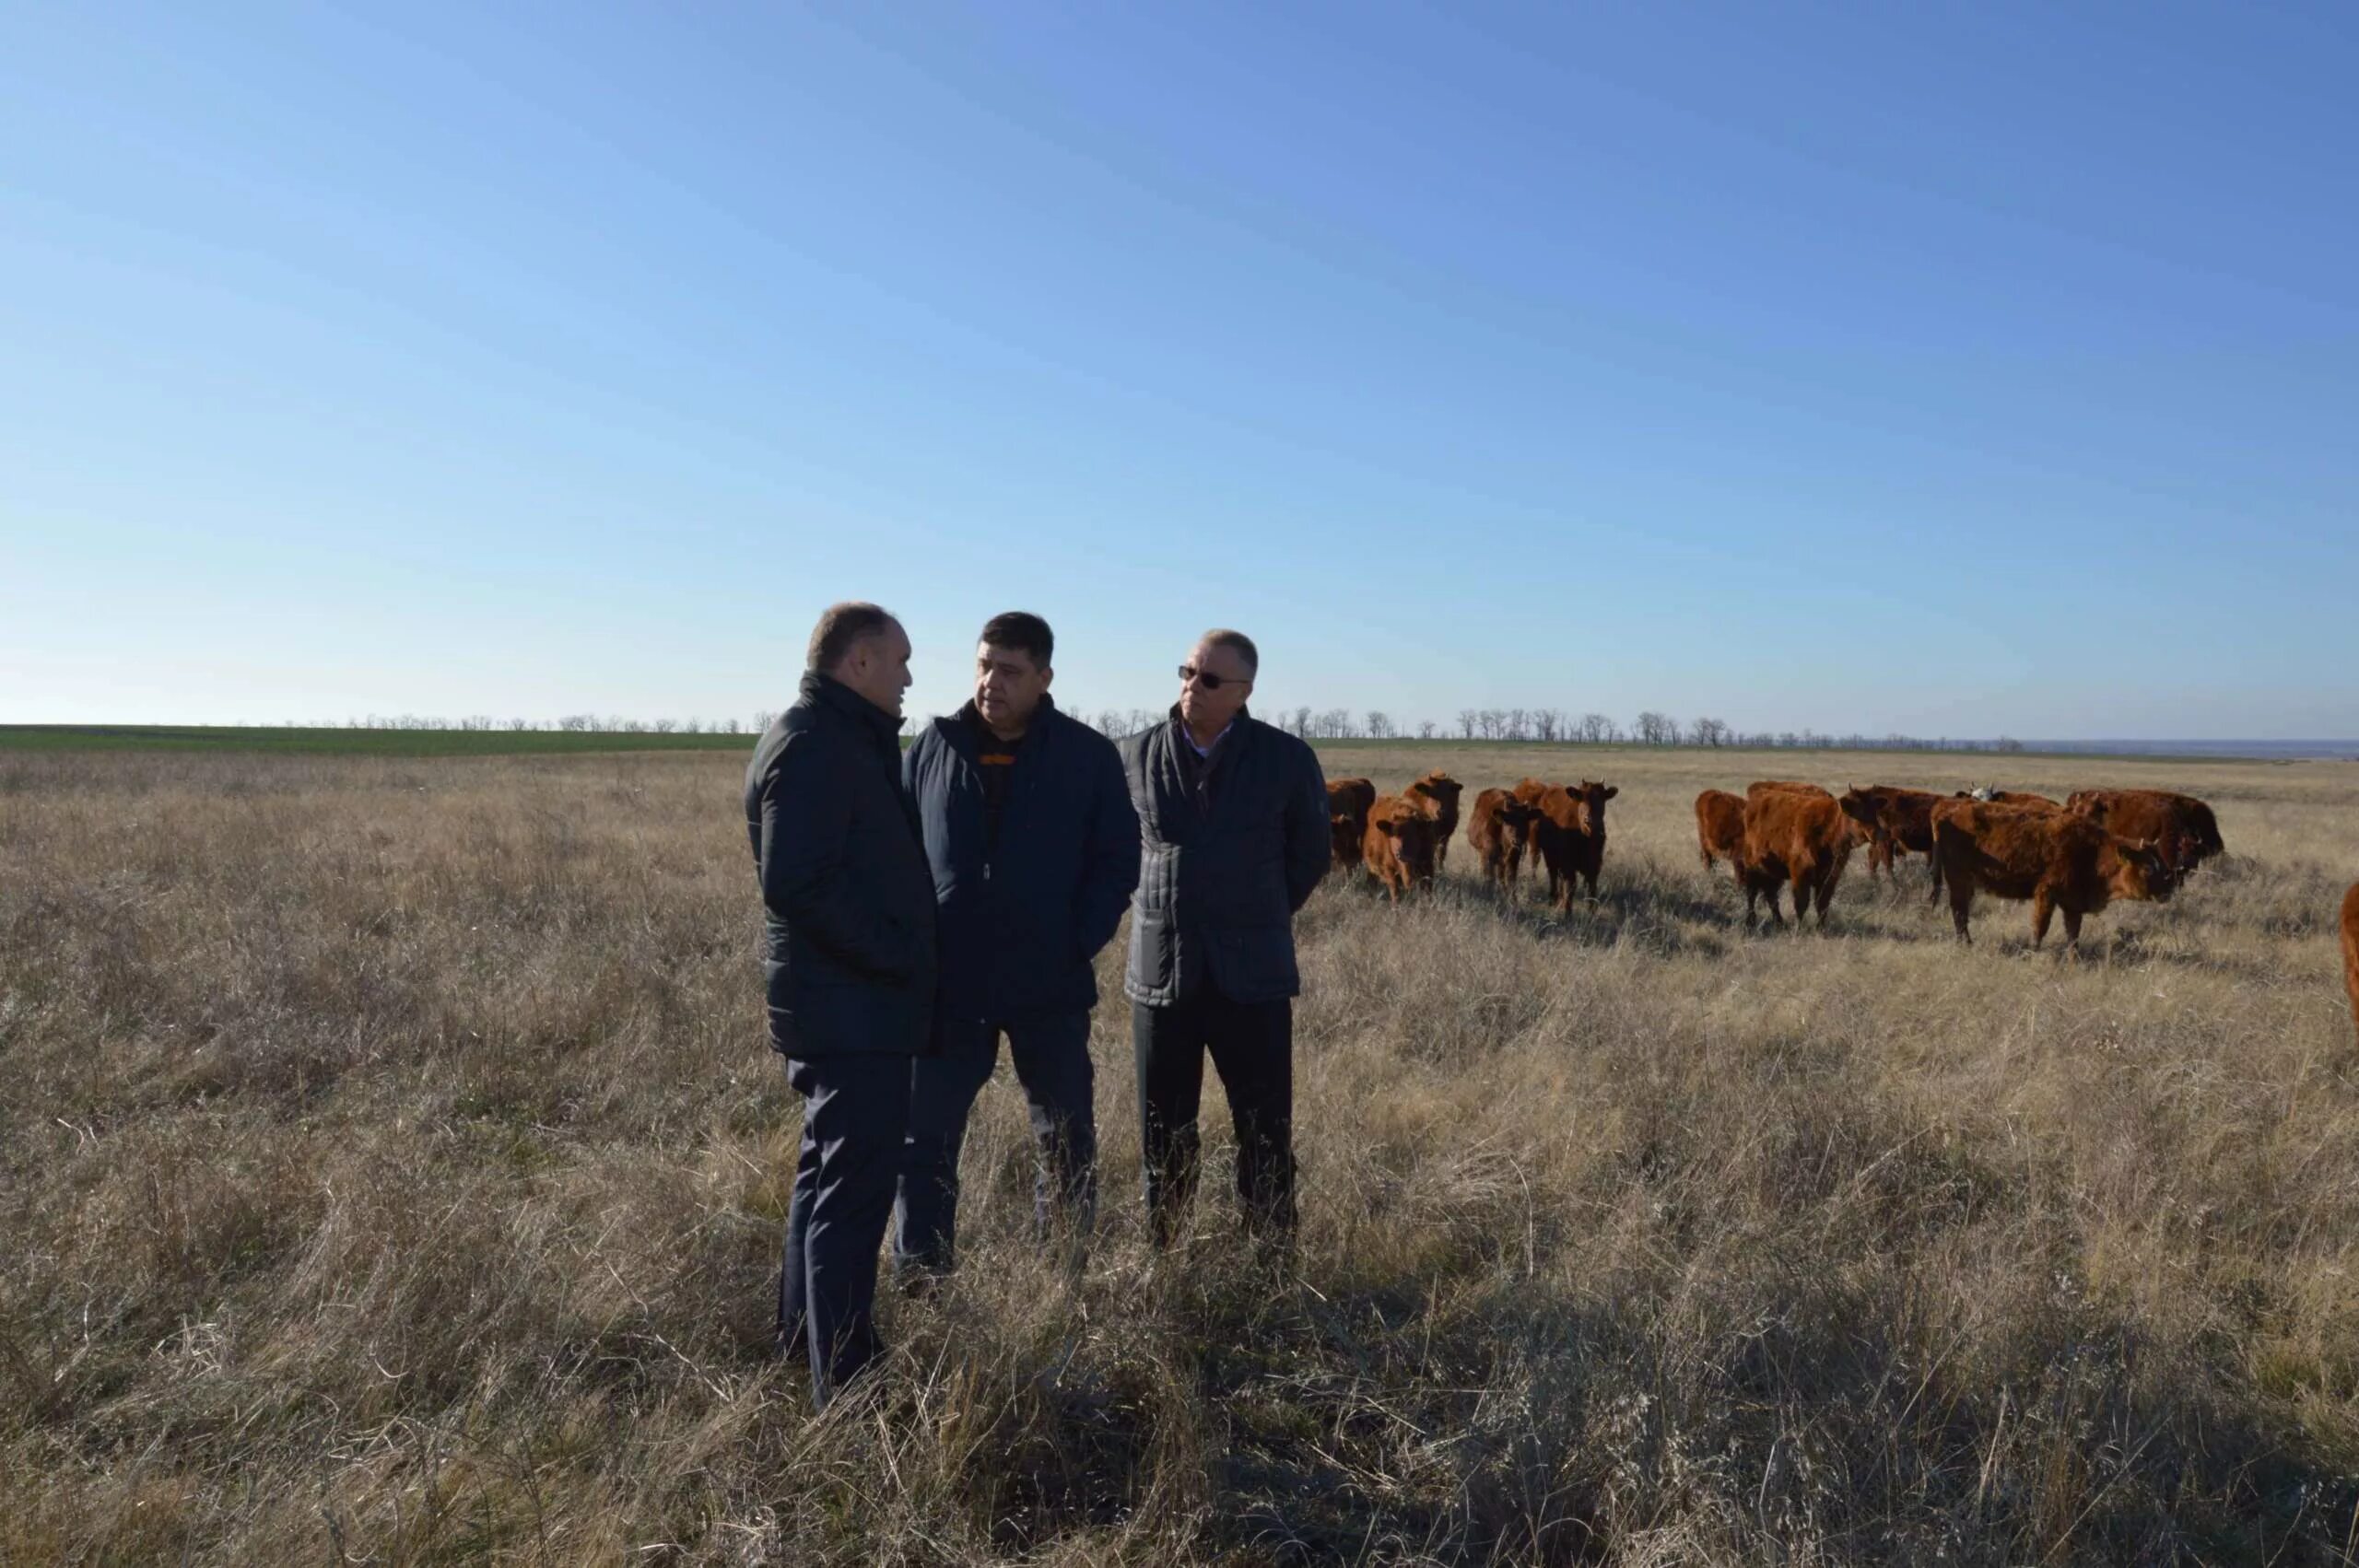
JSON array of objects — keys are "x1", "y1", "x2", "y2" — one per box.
[{"x1": 4, "y1": 2, "x2": 2354, "y2": 737}]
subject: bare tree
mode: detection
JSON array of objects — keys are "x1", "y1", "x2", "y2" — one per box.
[
  {"x1": 652, "y1": 718, "x2": 677, "y2": 733},
  {"x1": 1634, "y1": 711, "x2": 1677, "y2": 746},
  {"x1": 722, "y1": 716, "x2": 743, "y2": 734},
  {"x1": 1458, "y1": 709, "x2": 1478, "y2": 740},
  {"x1": 1365, "y1": 710, "x2": 1394, "y2": 739},
  {"x1": 1532, "y1": 708, "x2": 1563, "y2": 743},
  {"x1": 1417, "y1": 720, "x2": 1437, "y2": 740},
  {"x1": 1688, "y1": 717, "x2": 1729, "y2": 747},
  {"x1": 1578, "y1": 712, "x2": 1615, "y2": 744}
]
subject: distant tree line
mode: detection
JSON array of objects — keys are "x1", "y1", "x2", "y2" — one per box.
[{"x1": 300, "y1": 708, "x2": 2027, "y2": 755}]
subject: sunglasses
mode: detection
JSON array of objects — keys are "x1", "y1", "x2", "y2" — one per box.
[{"x1": 1178, "y1": 663, "x2": 1250, "y2": 691}]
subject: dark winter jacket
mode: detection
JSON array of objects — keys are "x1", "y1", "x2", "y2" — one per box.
[
  {"x1": 1119, "y1": 707, "x2": 1329, "y2": 1007},
  {"x1": 903, "y1": 696, "x2": 1141, "y2": 1022},
  {"x1": 744, "y1": 673, "x2": 936, "y2": 1057}
]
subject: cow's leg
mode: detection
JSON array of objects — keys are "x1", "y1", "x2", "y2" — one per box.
[
  {"x1": 2061, "y1": 907, "x2": 2083, "y2": 957},
  {"x1": 1928, "y1": 851, "x2": 1945, "y2": 907},
  {"x1": 1946, "y1": 879, "x2": 1973, "y2": 943},
  {"x1": 2030, "y1": 887, "x2": 2054, "y2": 949}
]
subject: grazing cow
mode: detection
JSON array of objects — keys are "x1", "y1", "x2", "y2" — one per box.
[
  {"x1": 1363, "y1": 793, "x2": 1440, "y2": 902},
  {"x1": 1837, "y1": 785, "x2": 1945, "y2": 899},
  {"x1": 2065, "y1": 789, "x2": 2224, "y2": 875},
  {"x1": 1695, "y1": 790, "x2": 1747, "y2": 880},
  {"x1": 1327, "y1": 778, "x2": 1377, "y2": 872},
  {"x1": 1929, "y1": 798, "x2": 2177, "y2": 952},
  {"x1": 1741, "y1": 788, "x2": 1856, "y2": 930},
  {"x1": 1533, "y1": 779, "x2": 1617, "y2": 910},
  {"x1": 1469, "y1": 787, "x2": 1540, "y2": 894},
  {"x1": 1404, "y1": 772, "x2": 1465, "y2": 872},
  {"x1": 2342, "y1": 882, "x2": 2359, "y2": 1049}
]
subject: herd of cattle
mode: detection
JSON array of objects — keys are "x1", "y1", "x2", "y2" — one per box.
[{"x1": 1332, "y1": 769, "x2": 2359, "y2": 1038}]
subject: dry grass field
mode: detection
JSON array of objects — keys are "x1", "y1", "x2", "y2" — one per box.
[{"x1": 5, "y1": 742, "x2": 2358, "y2": 1565}]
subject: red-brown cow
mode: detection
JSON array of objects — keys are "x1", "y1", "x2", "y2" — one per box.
[
  {"x1": 1363, "y1": 793, "x2": 1439, "y2": 902},
  {"x1": 1533, "y1": 779, "x2": 1617, "y2": 910},
  {"x1": 1837, "y1": 785, "x2": 1945, "y2": 899},
  {"x1": 1695, "y1": 790, "x2": 1747, "y2": 882},
  {"x1": 1741, "y1": 789, "x2": 1856, "y2": 930},
  {"x1": 1469, "y1": 787, "x2": 1540, "y2": 894},
  {"x1": 2342, "y1": 881, "x2": 2359, "y2": 1049},
  {"x1": 1512, "y1": 777, "x2": 1551, "y2": 866},
  {"x1": 1929, "y1": 798, "x2": 2178, "y2": 953},
  {"x1": 1404, "y1": 772, "x2": 1465, "y2": 872},
  {"x1": 1327, "y1": 778, "x2": 1377, "y2": 872},
  {"x1": 2065, "y1": 789, "x2": 2224, "y2": 875}
]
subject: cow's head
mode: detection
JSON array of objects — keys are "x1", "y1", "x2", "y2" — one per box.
[
  {"x1": 1837, "y1": 787, "x2": 1882, "y2": 829},
  {"x1": 2107, "y1": 837, "x2": 2180, "y2": 904},
  {"x1": 1578, "y1": 779, "x2": 1617, "y2": 829}
]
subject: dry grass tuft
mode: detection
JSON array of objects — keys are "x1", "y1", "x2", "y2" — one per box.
[{"x1": 5, "y1": 743, "x2": 2358, "y2": 1563}]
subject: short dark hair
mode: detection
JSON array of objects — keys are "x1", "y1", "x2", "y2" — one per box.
[
  {"x1": 806, "y1": 602, "x2": 898, "y2": 673},
  {"x1": 1200, "y1": 627, "x2": 1258, "y2": 676},
  {"x1": 978, "y1": 611, "x2": 1053, "y2": 669}
]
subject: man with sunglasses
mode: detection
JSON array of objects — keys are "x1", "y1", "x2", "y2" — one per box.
[{"x1": 1119, "y1": 630, "x2": 1329, "y2": 1246}]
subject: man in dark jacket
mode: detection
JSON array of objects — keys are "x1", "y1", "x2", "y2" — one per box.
[
  {"x1": 895, "y1": 612, "x2": 1140, "y2": 1276},
  {"x1": 1120, "y1": 629, "x2": 1328, "y2": 1244},
  {"x1": 744, "y1": 602, "x2": 934, "y2": 1407}
]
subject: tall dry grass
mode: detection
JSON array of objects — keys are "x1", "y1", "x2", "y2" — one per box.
[{"x1": 4, "y1": 743, "x2": 2357, "y2": 1564}]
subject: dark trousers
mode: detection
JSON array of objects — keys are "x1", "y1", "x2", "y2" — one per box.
[
  {"x1": 894, "y1": 1009, "x2": 1097, "y2": 1274},
  {"x1": 1133, "y1": 991, "x2": 1295, "y2": 1244},
  {"x1": 779, "y1": 1052, "x2": 912, "y2": 1409}
]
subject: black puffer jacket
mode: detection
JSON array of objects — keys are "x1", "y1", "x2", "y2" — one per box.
[
  {"x1": 744, "y1": 673, "x2": 936, "y2": 1057},
  {"x1": 1119, "y1": 708, "x2": 1329, "y2": 1007},
  {"x1": 903, "y1": 696, "x2": 1141, "y2": 1022}
]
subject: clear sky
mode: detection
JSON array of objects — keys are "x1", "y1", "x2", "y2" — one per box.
[{"x1": 5, "y1": 3, "x2": 2354, "y2": 738}]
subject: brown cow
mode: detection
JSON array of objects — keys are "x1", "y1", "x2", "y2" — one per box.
[
  {"x1": 1837, "y1": 785, "x2": 1945, "y2": 899},
  {"x1": 1533, "y1": 779, "x2": 1617, "y2": 910},
  {"x1": 2342, "y1": 881, "x2": 2359, "y2": 1049},
  {"x1": 1741, "y1": 788, "x2": 1855, "y2": 930},
  {"x1": 2065, "y1": 789, "x2": 2224, "y2": 875},
  {"x1": 1929, "y1": 798, "x2": 2177, "y2": 952},
  {"x1": 1327, "y1": 778, "x2": 1377, "y2": 872},
  {"x1": 1695, "y1": 789, "x2": 1747, "y2": 880},
  {"x1": 1404, "y1": 771, "x2": 1464, "y2": 872},
  {"x1": 1363, "y1": 793, "x2": 1439, "y2": 902},
  {"x1": 1469, "y1": 787, "x2": 1540, "y2": 894}
]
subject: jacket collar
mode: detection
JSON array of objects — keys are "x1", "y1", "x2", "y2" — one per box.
[
  {"x1": 801, "y1": 671, "x2": 905, "y2": 754},
  {"x1": 939, "y1": 694, "x2": 1059, "y2": 755}
]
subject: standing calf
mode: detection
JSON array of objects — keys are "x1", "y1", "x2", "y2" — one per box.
[
  {"x1": 1327, "y1": 778, "x2": 1377, "y2": 872},
  {"x1": 1469, "y1": 788, "x2": 1540, "y2": 894},
  {"x1": 1363, "y1": 794, "x2": 1439, "y2": 902},
  {"x1": 1533, "y1": 780, "x2": 1617, "y2": 911},
  {"x1": 1404, "y1": 772, "x2": 1464, "y2": 872}
]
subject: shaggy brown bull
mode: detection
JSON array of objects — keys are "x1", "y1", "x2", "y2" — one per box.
[
  {"x1": 1533, "y1": 779, "x2": 1617, "y2": 910},
  {"x1": 1929, "y1": 799, "x2": 2177, "y2": 952},
  {"x1": 1363, "y1": 793, "x2": 1439, "y2": 902},
  {"x1": 1741, "y1": 788, "x2": 1855, "y2": 930},
  {"x1": 1327, "y1": 778, "x2": 1377, "y2": 872},
  {"x1": 1469, "y1": 787, "x2": 1540, "y2": 894},
  {"x1": 2066, "y1": 789, "x2": 2224, "y2": 875},
  {"x1": 1404, "y1": 772, "x2": 1465, "y2": 872}
]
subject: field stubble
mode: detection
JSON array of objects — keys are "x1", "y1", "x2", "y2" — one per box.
[{"x1": 3, "y1": 743, "x2": 2357, "y2": 1564}]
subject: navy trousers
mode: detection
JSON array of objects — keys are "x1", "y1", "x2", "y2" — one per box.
[
  {"x1": 893, "y1": 1009, "x2": 1097, "y2": 1274},
  {"x1": 778, "y1": 1052, "x2": 912, "y2": 1408},
  {"x1": 1133, "y1": 991, "x2": 1295, "y2": 1245}
]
